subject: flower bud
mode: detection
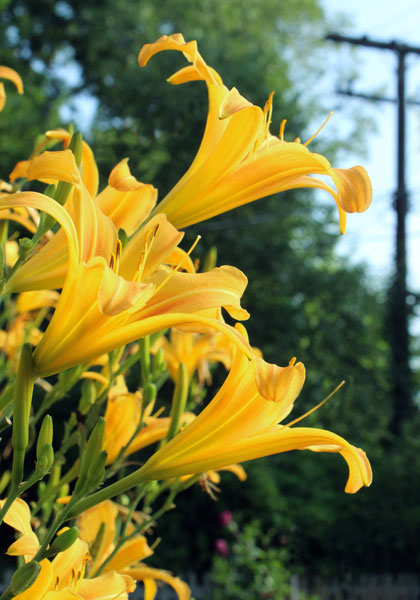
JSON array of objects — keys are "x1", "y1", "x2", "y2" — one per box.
[
  {"x1": 12, "y1": 344, "x2": 34, "y2": 486},
  {"x1": 85, "y1": 450, "x2": 107, "y2": 491},
  {"x1": 18, "y1": 237, "x2": 32, "y2": 260},
  {"x1": 51, "y1": 527, "x2": 79, "y2": 553},
  {"x1": 10, "y1": 560, "x2": 41, "y2": 595},
  {"x1": 143, "y1": 381, "x2": 157, "y2": 406},
  {"x1": 152, "y1": 349, "x2": 166, "y2": 376},
  {"x1": 36, "y1": 415, "x2": 53, "y2": 460},
  {"x1": 79, "y1": 379, "x2": 97, "y2": 415},
  {"x1": 75, "y1": 417, "x2": 106, "y2": 494},
  {"x1": 36, "y1": 444, "x2": 54, "y2": 475}
]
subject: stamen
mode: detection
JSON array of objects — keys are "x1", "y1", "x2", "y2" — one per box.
[
  {"x1": 279, "y1": 119, "x2": 287, "y2": 140},
  {"x1": 303, "y1": 111, "x2": 333, "y2": 146},
  {"x1": 263, "y1": 92, "x2": 275, "y2": 138},
  {"x1": 153, "y1": 235, "x2": 201, "y2": 295},
  {"x1": 283, "y1": 381, "x2": 345, "y2": 428},
  {"x1": 134, "y1": 224, "x2": 160, "y2": 283}
]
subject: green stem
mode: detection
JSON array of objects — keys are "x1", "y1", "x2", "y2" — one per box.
[{"x1": 67, "y1": 467, "x2": 149, "y2": 519}]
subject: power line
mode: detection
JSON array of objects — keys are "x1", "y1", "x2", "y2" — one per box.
[{"x1": 326, "y1": 32, "x2": 420, "y2": 435}]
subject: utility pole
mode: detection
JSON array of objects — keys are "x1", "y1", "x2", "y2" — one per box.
[{"x1": 326, "y1": 33, "x2": 420, "y2": 435}]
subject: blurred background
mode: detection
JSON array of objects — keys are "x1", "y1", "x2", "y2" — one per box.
[{"x1": 1, "y1": 0, "x2": 420, "y2": 597}]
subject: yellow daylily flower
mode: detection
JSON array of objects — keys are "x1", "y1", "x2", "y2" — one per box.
[
  {"x1": 103, "y1": 379, "x2": 195, "y2": 464},
  {"x1": 139, "y1": 34, "x2": 372, "y2": 233},
  {"x1": 151, "y1": 327, "x2": 234, "y2": 385},
  {"x1": 7, "y1": 138, "x2": 156, "y2": 293},
  {"x1": 132, "y1": 330, "x2": 372, "y2": 494},
  {"x1": 0, "y1": 65, "x2": 23, "y2": 111},
  {"x1": 2, "y1": 149, "x2": 249, "y2": 376},
  {"x1": 0, "y1": 500, "x2": 136, "y2": 600},
  {"x1": 77, "y1": 500, "x2": 190, "y2": 600},
  {"x1": 6, "y1": 149, "x2": 118, "y2": 293}
]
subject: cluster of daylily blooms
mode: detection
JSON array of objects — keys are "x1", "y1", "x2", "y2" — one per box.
[{"x1": 0, "y1": 34, "x2": 372, "y2": 599}]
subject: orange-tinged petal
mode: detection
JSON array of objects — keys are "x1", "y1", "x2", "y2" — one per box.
[
  {"x1": 98, "y1": 264, "x2": 154, "y2": 316},
  {"x1": 136, "y1": 266, "x2": 249, "y2": 322}
]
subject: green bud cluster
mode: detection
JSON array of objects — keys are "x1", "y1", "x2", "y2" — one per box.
[{"x1": 74, "y1": 417, "x2": 107, "y2": 496}]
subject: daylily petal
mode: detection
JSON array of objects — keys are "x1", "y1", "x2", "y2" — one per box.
[
  {"x1": 96, "y1": 174, "x2": 157, "y2": 237},
  {"x1": 0, "y1": 66, "x2": 23, "y2": 111},
  {"x1": 104, "y1": 537, "x2": 153, "y2": 572},
  {"x1": 76, "y1": 571, "x2": 136, "y2": 600},
  {"x1": 139, "y1": 34, "x2": 372, "y2": 233},
  {"x1": 45, "y1": 129, "x2": 99, "y2": 198},
  {"x1": 119, "y1": 214, "x2": 184, "y2": 282},
  {"x1": 143, "y1": 578, "x2": 158, "y2": 600},
  {"x1": 0, "y1": 498, "x2": 34, "y2": 537},
  {"x1": 136, "y1": 266, "x2": 249, "y2": 321},
  {"x1": 16, "y1": 290, "x2": 60, "y2": 313},
  {"x1": 0, "y1": 191, "x2": 79, "y2": 273},
  {"x1": 7, "y1": 534, "x2": 40, "y2": 559},
  {"x1": 124, "y1": 565, "x2": 190, "y2": 600},
  {"x1": 0, "y1": 66, "x2": 23, "y2": 94},
  {"x1": 108, "y1": 158, "x2": 143, "y2": 191},
  {"x1": 131, "y1": 338, "x2": 371, "y2": 493},
  {"x1": 104, "y1": 393, "x2": 142, "y2": 463},
  {"x1": 77, "y1": 500, "x2": 118, "y2": 552}
]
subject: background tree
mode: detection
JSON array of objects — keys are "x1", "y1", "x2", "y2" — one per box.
[{"x1": 2, "y1": 0, "x2": 415, "y2": 586}]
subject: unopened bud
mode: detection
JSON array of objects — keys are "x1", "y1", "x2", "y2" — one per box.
[
  {"x1": 75, "y1": 418, "x2": 106, "y2": 494},
  {"x1": 152, "y1": 349, "x2": 166, "y2": 375},
  {"x1": 36, "y1": 444, "x2": 54, "y2": 475},
  {"x1": 51, "y1": 527, "x2": 79, "y2": 553},
  {"x1": 36, "y1": 415, "x2": 53, "y2": 460},
  {"x1": 10, "y1": 560, "x2": 41, "y2": 595},
  {"x1": 18, "y1": 237, "x2": 32, "y2": 260},
  {"x1": 79, "y1": 380, "x2": 97, "y2": 415},
  {"x1": 143, "y1": 382, "x2": 157, "y2": 406},
  {"x1": 86, "y1": 450, "x2": 107, "y2": 491}
]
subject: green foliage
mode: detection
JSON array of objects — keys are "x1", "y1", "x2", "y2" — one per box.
[{"x1": 211, "y1": 518, "x2": 319, "y2": 600}]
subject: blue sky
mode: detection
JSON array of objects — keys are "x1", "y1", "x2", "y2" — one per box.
[{"x1": 321, "y1": 0, "x2": 420, "y2": 292}]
